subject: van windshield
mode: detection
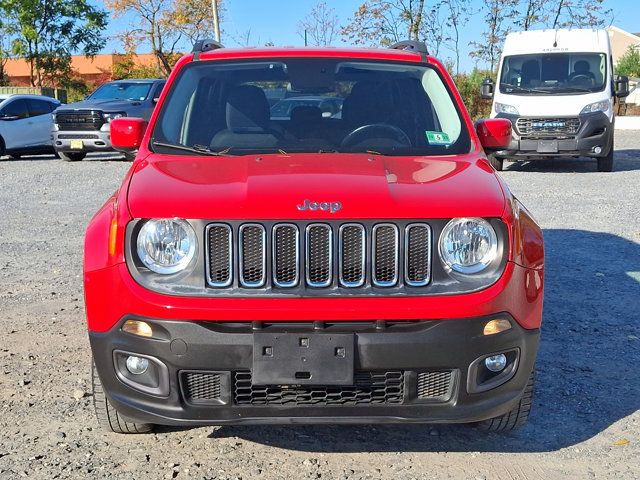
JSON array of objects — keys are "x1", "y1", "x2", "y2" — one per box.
[
  {"x1": 151, "y1": 59, "x2": 471, "y2": 156},
  {"x1": 499, "y1": 53, "x2": 607, "y2": 94}
]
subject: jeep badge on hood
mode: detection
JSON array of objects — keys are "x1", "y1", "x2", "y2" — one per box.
[{"x1": 297, "y1": 199, "x2": 342, "y2": 213}]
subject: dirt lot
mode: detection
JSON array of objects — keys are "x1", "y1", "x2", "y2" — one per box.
[{"x1": 1, "y1": 133, "x2": 639, "y2": 479}]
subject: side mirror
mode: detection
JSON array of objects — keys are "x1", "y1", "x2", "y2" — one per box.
[
  {"x1": 476, "y1": 118, "x2": 512, "y2": 150},
  {"x1": 615, "y1": 75, "x2": 630, "y2": 98},
  {"x1": 111, "y1": 117, "x2": 147, "y2": 153},
  {"x1": 480, "y1": 78, "x2": 495, "y2": 100}
]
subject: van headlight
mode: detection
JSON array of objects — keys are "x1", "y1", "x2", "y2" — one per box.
[
  {"x1": 439, "y1": 218, "x2": 498, "y2": 274},
  {"x1": 580, "y1": 100, "x2": 609, "y2": 114},
  {"x1": 136, "y1": 219, "x2": 197, "y2": 274},
  {"x1": 494, "y1": 103, "x2": 519, "y2": 115}
]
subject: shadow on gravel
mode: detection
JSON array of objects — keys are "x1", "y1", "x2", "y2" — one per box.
[
  {"x1": 202, "y1": 229, "x2": 639, "y2": 453},
  {"x1": 504, "y1": 149, "x2": 640, "y2": 173}
]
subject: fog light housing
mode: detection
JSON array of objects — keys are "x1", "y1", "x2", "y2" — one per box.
[
  {"x1": 592, "y1": 146, "x2": 602, "y2": 154},
  {"x1": 484, "y1": 354, "x2": 507, "y2": 373},
  {"x1": 126, "y1": 355, "x2": 149, "y2": 375}
]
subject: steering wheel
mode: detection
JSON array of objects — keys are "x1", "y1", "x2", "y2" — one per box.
[
  {"x1": 569, "y1": 74, "x2": 592, "y2": 84},
  {"x1": 341, "y1": 123, "x2": 412, "y2": 149}
]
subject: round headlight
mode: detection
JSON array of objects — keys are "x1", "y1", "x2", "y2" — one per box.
[
  {"x1": 136, "y1": 219, "x2": 197, "y2": 274},
  {"x1": 439, "y1": 218, "x2": 498, "y2": 274}
]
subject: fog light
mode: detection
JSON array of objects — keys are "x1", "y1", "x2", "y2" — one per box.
[
  {"x1": 483, "y1": 319, "x2": 512, "y2": 335},
  {"x1": 122, "y1": 320, "x2": 153, "y2": 338},
  {"x1": 485, "y1": 354, "x2": 507, "y2": 372},
  {"x1": 126, "y1": 356, "x2": 149, "y2": 375},
  {"x1": 593, "y1": 146, "x2": 602, "y2": 154}
]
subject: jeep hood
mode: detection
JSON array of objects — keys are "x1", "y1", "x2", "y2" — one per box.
[{"x1": 127, "y1": 153, "x2": 506, "y2": 219}]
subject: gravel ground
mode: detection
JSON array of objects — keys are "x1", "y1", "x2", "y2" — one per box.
[{"x1": 0, "y1": 132, "x2": 639, "y2": 480}]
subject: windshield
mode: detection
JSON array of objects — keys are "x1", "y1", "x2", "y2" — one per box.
[
  {"x1": 499, "y1": 53, "x2": 607, "y2": 94},
  {"x1": 88, "y1": 82, "x2": 153, "y2": 101},
  {"x1": 152, "y1": 59, "x2": 470, "y2": 156}
]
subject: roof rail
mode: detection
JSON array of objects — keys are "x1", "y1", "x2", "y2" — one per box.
[
  {"x1": 389, "y1": 40, "x2": 429, "y2": 56},
  {"x1": 192, "y1": 39, "x2": 224, "y2": 60}
]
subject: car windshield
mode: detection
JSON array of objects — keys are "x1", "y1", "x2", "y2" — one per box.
[
  {"x1": 88, "y1": 82, "x2": 153, "y2": 101},
  {"x1": 499, "y1": 53, "x2": 607, "y2": 94},
  {"x1": 152, "y1": 58, "x2": 470, "y2": 156}
]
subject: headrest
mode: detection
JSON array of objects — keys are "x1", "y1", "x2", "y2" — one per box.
[
  {"x1": 226, "y1": 85, "x2": 270, "y2": 133},
  {"x1": 290, "y1": 106, "x2": 323, "y2": 125},
  {"x1": 574, "y1": 60, "x2": 590, "y2": 73},
  {"x1": 342, "y1": 81, "x2": 392, "y2": 126}
]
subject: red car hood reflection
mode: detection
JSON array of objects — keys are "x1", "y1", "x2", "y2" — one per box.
[{"x1": 127, "y1": 153, "x2": 506, "y2": 219}]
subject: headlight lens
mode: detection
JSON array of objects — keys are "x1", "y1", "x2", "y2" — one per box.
[
  {"x1": 136, "y1": 219, "x2": 197, "y2": 274},
  {"x1": 580, "y1": 100, "x2": 610, "y2": 114},
  {"x1": 494, "y1": 102, "x2": 519, "y2": 115},
  {"x1": 439, "y1": 218, "x2": 498, "y2": 274},
  {"x1": 103, "y1": 112, "x2": 127, "y2": 122}
]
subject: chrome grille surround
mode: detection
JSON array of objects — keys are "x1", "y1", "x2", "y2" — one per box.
[
  {"x1": 205, "y1": 223, "x2": 233, "y2": 287},
  {"x1": 238, "y1": 224, "x2": 266, "y2": 288},
  {"x1": 338, "y1": 223, "x2": 366, "y2": 288},
  {"x1": 404, "y1": 224, "x2": 432, "y2": 286},
  {"x1": 306, "y1": 224, "x2": 333, "y2": 287},
  {"x1": 372, "y1": 224, "x2": 399, "y2": 287},
  {"x1": 272, "y1": 224, "x2": 300, "y2": 287}
]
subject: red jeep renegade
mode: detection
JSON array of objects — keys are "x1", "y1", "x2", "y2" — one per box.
[{"x1": 85, "y1": 40, "x2": 544, "y2": 434}]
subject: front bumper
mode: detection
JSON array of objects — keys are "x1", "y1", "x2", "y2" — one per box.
[
  {"x1": 91, "y1": 315, "x2": 539, "y2": 426},
  {"x1": 495, "y1": 111, "x2": 612, "y2": 159},
  {"x1": 52, "y1": 130, "x2": 112, "y2": 153}
]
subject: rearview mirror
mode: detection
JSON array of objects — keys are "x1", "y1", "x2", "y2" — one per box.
[
  {"x1": 476, "y1": 118, "x2": 512, "y2": 151},
  {"x1": 480, "y1": 78, "x2": 495, "y2": 100},
  {"x1": 615, "y1": 75, "x2": 630, "y2": 98},
  {"x1": 111, "y1": 117, "x2": 147, "y2": 153}
]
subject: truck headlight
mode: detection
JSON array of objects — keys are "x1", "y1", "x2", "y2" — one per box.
[
  {"x1": 439, "y1": 218, "x2": 498, "y2": 274},
  {"x1": 103, "y1": 112, "x2": 127, "y2": 122},
  {"x1": 580, "y1": 100, "x2": 609, "y2": 114},
  {"x1": 136, "y1": 219, "x2": 197, "y2": 274},
  {"x1": 494, "y1": 103, "x2": 519, "y2": 115}
]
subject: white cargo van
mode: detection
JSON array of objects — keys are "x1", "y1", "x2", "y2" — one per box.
[{"x1": 481, "y1": 29, "x2": 629, "y2": 171}]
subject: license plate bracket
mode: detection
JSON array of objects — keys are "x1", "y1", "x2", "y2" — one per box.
[
  {"x1": 536, "y1": 140, "x2": 558, "y2": 153},
  {"x1": 70, "y1": 140, "x2": 84, "y2": 150},
  {"x1": 252, "y1": 332, "x2": 354, "y2": 386}
]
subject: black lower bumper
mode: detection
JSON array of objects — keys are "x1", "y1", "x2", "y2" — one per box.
[
  {"x1": 495, "y1": 111, "x2": 613, "y2": 159},
  {"x1": 90, "y1": 315, "x2": 539, "y2": 426}
]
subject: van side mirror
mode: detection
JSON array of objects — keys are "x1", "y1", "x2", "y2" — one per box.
[
  {"x1": 480, "y1": 78, "x2": 495, "y2": 100},
  {"x1": 615, "y1": 75, "x2": 630, "y2": 98},
  {"x1": 111, "y1": 117, "x2": 147, "y2": 153},
  {"x1": 476, "y1": 118, "x2": 512, "y2": 150}
]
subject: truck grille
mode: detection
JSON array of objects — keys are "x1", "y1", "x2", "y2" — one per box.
[
  {"x1": 516, "y1": 117, "x2": 580, "y2": 137},
  {"x1": 55, "y1": 110, "x2": 104, "y2": 131},
  {"x1": 205, "y1": 221, "x2": 432, "y2": 293},
  {"x1": 233, "y1": 370, "x2": 404, "y2": 406}
]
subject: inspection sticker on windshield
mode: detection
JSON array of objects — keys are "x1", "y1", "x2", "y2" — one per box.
[{"x1": 425, "y1": 131, "x2": 451, "y2": 145}]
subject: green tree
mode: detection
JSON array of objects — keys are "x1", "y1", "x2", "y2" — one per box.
[
  {"x1": 1, "y1": 0, "x2": 108, "y2": 87},
  {"x1": 615, "y1": 46, "x2": 640, "y2": 78}
]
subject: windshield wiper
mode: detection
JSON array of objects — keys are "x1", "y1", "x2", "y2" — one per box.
[
  {"x1": 151, "y1": 141, "x2": 236, "y2": 156},
  {"x1": 556, "y1": 86, "x2": 594, "y2": 93},
  {"x1": 500, "y1": 83, "x2": 554, "y2": 94}
]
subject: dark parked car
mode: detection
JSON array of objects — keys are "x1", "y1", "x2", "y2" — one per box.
[{"x1": 52, "y1": 79, "x2": 165, "y2": 161}]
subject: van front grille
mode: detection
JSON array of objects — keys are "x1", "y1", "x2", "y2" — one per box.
[{"x1": 516, "y1": 117, "x2": 580, "y2": 137}]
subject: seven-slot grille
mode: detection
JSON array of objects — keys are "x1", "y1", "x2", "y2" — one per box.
[
  {"x1": 206, "y1": 222, "x2": 432, "y2": 291},
  {"x1": 55, "y1": 110, "x2": 104, "y2": 131},
  {"x1": 516, "y1": 117, "x2": 580, "y2": 137}
]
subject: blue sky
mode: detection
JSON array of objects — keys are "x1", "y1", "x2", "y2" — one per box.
[{"x1": 100, "y1": 0, "x2": 638, "y2": 72}]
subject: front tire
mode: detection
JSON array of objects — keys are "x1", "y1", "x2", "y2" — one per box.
[
  {"x1": 487, "y1": 153, "x2": 504, "y2": 171},
  {"x1": 476, "y1": 372, "x2": 534, "y2": 432},
  {"x1": 92, "y1": 360, "x2": 154, "y2": 434},
  {"x1": 59, "y1": 151, "x2": 86, "y2": 162}
]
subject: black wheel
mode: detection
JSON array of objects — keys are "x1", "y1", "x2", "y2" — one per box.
[
  {"x1": 124, "y1": 152, "x2": 136, "y2": 161},
  {"x1": 9, "y1": 153, "x2": 21, "y2": 159},
  {"x1": 487, "y1": 153, "x2": 504, "y2": 171},
  {"x1": 476, "y1": 372, "x2": 534, "y2": 432},
  {"x1": 59, "y1": 151, "x2": 86, "y2": 162},
  {"x1": 597, "y1": 144, "x2": 614, "y2": 172},
  {"x1": 92, "y1": 360, "x2": 154, "y2": 434}
]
